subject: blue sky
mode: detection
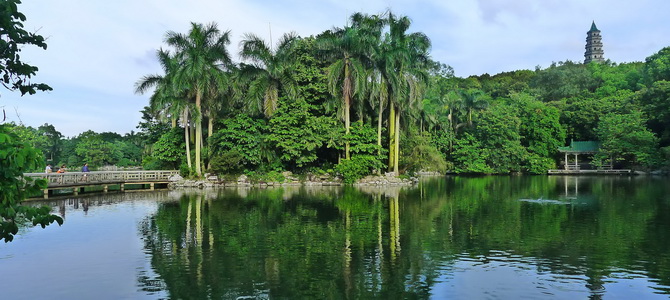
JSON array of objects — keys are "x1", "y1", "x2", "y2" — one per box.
[{"x1": 3, "y1": 0, "x2": 669, "y2": 137}]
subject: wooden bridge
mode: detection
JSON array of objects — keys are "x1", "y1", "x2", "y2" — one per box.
[{"x1": 24, "y1": 170, "x2": 179, "y2": 199}]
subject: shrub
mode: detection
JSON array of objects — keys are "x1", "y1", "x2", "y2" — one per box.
[
  {"x1": 208, "y1": 150, "x2": 244, "y2": 175},
  {"x1": 179, "y1": 163, "x2": 195, "y2": 178},
  {"x1": 336, "y1": 155, "x2": 383, "y2": 184}
]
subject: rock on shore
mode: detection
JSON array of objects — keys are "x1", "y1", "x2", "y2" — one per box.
[{"x1": 168, "y1": 172, "x2": 419, "y2": 188}]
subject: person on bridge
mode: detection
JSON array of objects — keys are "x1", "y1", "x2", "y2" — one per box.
[
  {"x1": 81, "y1": 163, "x2": 90, "y2": 182},
  {"x1": 56, "y1": 165, "x2": 66, "y2": 173},
  {"x1": 45, "y1": 164, "x2": 52, "y2": 173}
]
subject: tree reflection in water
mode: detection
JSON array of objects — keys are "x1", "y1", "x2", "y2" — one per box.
[{"x1": 140, "y1": 176, "x2": 670, "y2": 299}]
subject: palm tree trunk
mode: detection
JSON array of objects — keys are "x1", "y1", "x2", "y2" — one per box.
[
  {"x1": 394, "y1": 111, "x2": 400, "y2": 174},
  {"x1": 184, "y1": 108, "x2": 192, "y2": 169},
  {"x1": 207, "y1": 116, "x2": 213, "y2": 170},
  {"x1": 208, "y1": 117, "x2": 214, "y2": 139},
  {"x1": 344, "y1": 62, "x2": 351, "y2": 160},
  {"x1": 190, "y1": 124, "x2": 195, "y2": 144},
  {"x1": 377, "y1": 96, "x2": 383, "y2": 154},
  {"x1": 195, "y1": 92, "x2": 202, "y2": 176},
  {"x1": 448, "y1": 108, "x2": 454, "y2": 151},
  {"x1": 388, "y1": 104, "x2": 396, "y2": 172}
]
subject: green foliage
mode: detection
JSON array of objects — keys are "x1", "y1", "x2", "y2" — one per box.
[
  {"x1": 37, "y1": 123, "x2": 63, "y2": 163},
  {"x1": 474, "y1": 103, "x2": 527, "y2": 173},
  {"x1": 0, "y1": 0, "x2": 52, "y2": 96},
  {"x1": 239, "y1": 32, "x2": 298, "y2": 117},
  {"x1": 401, "y1": 131, "x2": 449, "y2": 174},
  {"x1": 595, "y1": 111, "x2": 660, "y2": 169},
  {"x1": 523, "y1": 153, "x2": 556, "y2": 174},
  {"x1": 209, "y1": 151, "x2": 244, "y2": 175},
  {"x1": 474, "y1": 70, "x2": 535, "y2": 99},
  {"x1": 559, "y1": 89, "x2": 635, "y2": 140},
  {"x1": 636, "y1": 80, "x2": 670, "y2": 144},
  {"x1": 179, "y1": 163, "x2": 195, "y2": 178},
  {"x1": 451, "y1": 133, "x2": 493, "y2": 174},
  {"x1": 504, "y1": 93, "x2": 563, "y2": 173},
  {"x1": 74, "y1": 131, "x2": 114, "y2": 167},
  {"x1": 345, "y1": 121, "x2": 384, "y2": 156},
  {"x1": 643, "y1": 47, "x2": 670, "y2": 84},
  {"x1": 210, "y1": 114, "x2": 266, "y2": 168},
  {"x1": 430, "y1": 129, "x2": 455, "y2": 159},
  {"x1": 150, "y1": 127, "x2": 185, "y2": 169},
  {"x1": 292, "y1": 37, "x2": 330, "y2": 109},
  {"x1": 335, "y1": 121, "x2": 385, "y2": 183},
  {"x1": 336, "y1": 156, "x2": 379, "y2": 184},
  {"x1": 508, "y1": 93, "x2": 565, "y2": 158},
  {"x1": 0, "y1": 124, "x2": 62, "y2": 242},
  {"x1": 136, "y1": 106, "x2": 171, "y2": 146},
  {"x1": 3, "y1": 123, "x2": 46, "y2": 171},
  {"x1": 531, "y1": 61, "x2": 597, "y2": 102},
  {"x1": 267, "y1": 97, "x2": 339, "y2": 169}
]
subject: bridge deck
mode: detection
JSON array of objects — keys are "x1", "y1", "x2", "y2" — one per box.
[{"x1": 24, "y1": 170, "x2": 179, "y2": 198}]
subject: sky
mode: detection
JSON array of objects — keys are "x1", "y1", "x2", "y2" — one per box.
[{"x1": 2, "y1": 0, "x2": 669, "y2": 137}]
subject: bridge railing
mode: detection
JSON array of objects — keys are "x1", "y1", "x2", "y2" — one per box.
[{"x1": 24, "y1": 170, "x2": 179, "y2": 187}]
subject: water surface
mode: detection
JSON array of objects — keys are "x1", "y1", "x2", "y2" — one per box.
[{"x1": 2, "y1": 176, "x2": 670, "y2": 299}]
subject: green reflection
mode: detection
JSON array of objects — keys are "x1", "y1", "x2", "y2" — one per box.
[{"x1": 141, "y1": 176, "x2": 670, "y2": 298}]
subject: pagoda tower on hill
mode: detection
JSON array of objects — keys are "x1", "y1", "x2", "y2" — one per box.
[{"x1": 584, "y1": 21, "x2": 604, "y2": 64}]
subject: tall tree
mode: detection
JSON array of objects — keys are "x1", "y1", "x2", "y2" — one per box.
[
  {"x1": 135, "y1": 49, "x2": 195, "y2": 170},
  {"x1": 381, "y1": 12, "x2": 431, "y2": 173},
  {"x1": 165, "y1": 22, "x2": 232, "y2": 176},
  {"x1": 239, "y1": 32, "x2": 299, "y2": 117},
  {"x1": 318, "y1": 18, "x2": 377, "y2": 159}
]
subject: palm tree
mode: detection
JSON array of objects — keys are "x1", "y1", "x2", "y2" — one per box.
[
  {"x1": 239, "y1": 32, "x2": 298, "y2": 118},
  {"x1": 436, "y1": 90, "x2": 463, "y2": 135},
  {"x1": 135, "y1": 49, "x2": 195, "y2": 169},
  {"x1": 377, "y1": 12, "x2": 431, "y2": 173},
  {"x1": 318, "y1": 19, "x2": 377, "y2": 159},
  {"x1": 344, "y1": 13, "x2": 387, "y2": 156},
  {"x1": 165, "y1": 22, "x2": 232, "y2": 176},
  {"x1": 458, "y1": 88, "x2": 489, "y2": 127}
]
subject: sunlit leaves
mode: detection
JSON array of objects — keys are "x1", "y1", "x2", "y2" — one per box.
[{"x1": 0, "y1": 124, "x2": 62, "y2": 242}]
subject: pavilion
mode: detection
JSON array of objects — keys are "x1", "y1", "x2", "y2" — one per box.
[{"x1": 557, "y1": 141, "x2": 606, "y2": 170}]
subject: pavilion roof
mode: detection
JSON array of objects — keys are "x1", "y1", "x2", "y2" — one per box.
[{"x1": 558, "y1": 141, "x2": 600, "y2": 153}]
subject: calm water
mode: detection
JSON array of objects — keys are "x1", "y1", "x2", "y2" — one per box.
[{"x1": 2, "y1": 176, "x2": 670, "y2": 299}]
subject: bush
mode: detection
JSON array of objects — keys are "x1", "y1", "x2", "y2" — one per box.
[
  {"x1": 208, "y1": 150, "x2": 244, "y2": 175},
  {"x1": 523, "y1": 154, "x2": 556, "y2": 174},
  {"x1": 402, "y1": 140, "x2": 449, "y2": 174},
  {"x1": 179, "y1": 163, "x2": 195, "y2": 178},
  {"x1": 336, "y1": 155, "x2": 383, "y2": 184},
  {"x1": 244, "y1": 170, "x2": 286, "y2": 183}
]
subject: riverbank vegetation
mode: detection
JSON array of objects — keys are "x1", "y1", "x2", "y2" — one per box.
[{"x1": 8, "y1": 11, "x2": 670, "y2": 182}]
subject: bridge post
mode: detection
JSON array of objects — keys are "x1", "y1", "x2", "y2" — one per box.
[
  {"x1": 43, "y1": 189, "x2": 49, "y2": 199},
  {"x1": 120, "y1": 183, "x2": 125, "y2": 192},
  {"x1": 73, "y1": 188, "x2": 78, "y2": 196},
  {"x1": 150, "y1": 183, "x2": 155, "y2": 191},
  {"x1": 103, "y1": 185, "x2": 108, "y2": 193}
]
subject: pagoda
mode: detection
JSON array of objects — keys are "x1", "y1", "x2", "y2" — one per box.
[{"x1": 584, "y1": 21, "x2": 604, "y2": 64}]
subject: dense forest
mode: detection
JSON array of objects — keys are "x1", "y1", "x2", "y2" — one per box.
[{"x1": 7, "y1": 12, "x2": 670, "y2": 183}]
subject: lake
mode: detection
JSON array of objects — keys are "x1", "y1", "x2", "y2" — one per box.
[{"x1": 2, "y1": 175, "x2": 670, "y2": 299}]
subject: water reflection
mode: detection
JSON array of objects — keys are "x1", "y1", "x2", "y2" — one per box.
[{"x1": 138, "y1": 176, "x2": 670, "y2": 299}]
